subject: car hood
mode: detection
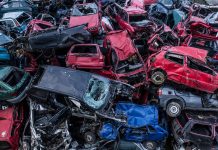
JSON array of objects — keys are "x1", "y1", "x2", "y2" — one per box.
[{"x1": 70, "y1": 14, "x2": 99, "y2": 28}]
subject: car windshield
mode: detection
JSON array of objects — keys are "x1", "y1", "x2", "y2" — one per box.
[
  {"x1": 0, "y1": 33, "x2": 13, "y2": 45},
  {"x1": 71, "y1": 3, "x2": 98, "y2": 16},
  {"x1": 83, "y1": 76, "x2": 110, "y2": 110},
  {"x1": 116, "y1": 54, "x2": 143, "y2": 73}
]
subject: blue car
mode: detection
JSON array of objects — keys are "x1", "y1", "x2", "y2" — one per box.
[
  {"x1": 99, "y1": 103, "x2": 168, "y2": 150},
  {"x1": 0, "y1": 33, "x2": 12, "y2": 63}
]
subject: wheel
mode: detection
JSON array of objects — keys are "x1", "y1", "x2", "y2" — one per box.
[
  {"x1": 151, "y1": 71, "x2": 166, "y2": 85},
  {"x1": 166, "y1": 101, "x2": 182, "y2": 117},
  {"x1": 84, "y1": 131, "x2": 96, "y2": 144},
  {"x1": 143, "y1": 141, "x2": 157, "y2": 150}
]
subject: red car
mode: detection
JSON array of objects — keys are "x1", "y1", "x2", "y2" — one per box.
[
  {"x1": 25, "y1": 19, "x2": 53, "y2": 36},
  {"x1": 146, "y1": 46, "x2": 218, "y2": 93},
  {"x1": 125, "y1": 0, "x2": 157, "y2": 9},
  {"x1": 0, "y1": 105, "x2": 24, "y2": 150},
  {"x1": 107, "y1": 4, "x2": 155, "y2": 38},
  {"x1": 95, "y1": 30, "x2": 146, "y2": 88},
  {"x1": 66, "y1": 44, "x2": 104, "y2": 69},
  {"x1": 70, "y1": 3, "x2": 101, "y2": 34}
]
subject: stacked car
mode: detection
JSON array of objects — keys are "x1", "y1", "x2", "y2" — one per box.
[{"x1": 1, "y1": 0, "x2": 218, "y2": 149}]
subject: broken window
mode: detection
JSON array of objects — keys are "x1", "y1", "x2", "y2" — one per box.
[
  {"x1": 71, "y1": 3, "x2": 98, "y2": 16},
  {"x1": 71, "y1": 45, "x2": 97, "y2": 54},
  {"x1": 3, "y1": 70, "x2": 24, "y2": 87},
  {"x1": 191, "y1": 124, "x2": 212, "y2": 137},
  {"x1": 187, "y1": 57, "x2": 214, "y2": 75},
  {"x1": 16, "y1": 13, "x2": 30, "y2": 25},
  {"x1": 165, "y1": 52, "x2": 184, "y2": 65},
  {"x1": 116, "y1": 54, "x2": 143, "y2": 73},
  {"x1": 83, "y1": 76, "x2": 109, "y2": 110}
]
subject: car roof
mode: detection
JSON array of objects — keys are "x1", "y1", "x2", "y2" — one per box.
[
  {"x1": 2, "y1": 11, "x2": 24, "y2": 19},
  {"x1": 32, "y1": 66, "x2": 110, "y2": 99},
  {"x1": 0, "y1": 66, "x2": 13, "y2": 80},
  {"x1": 167, "y1": 46, "x2": 208, "y2": 63},
  {"x1": 123, "y1": 6, "x2": 146, "y2": 15},
  {"x1": 105, "y1": 30, "x2": 137, "y2": 60}
]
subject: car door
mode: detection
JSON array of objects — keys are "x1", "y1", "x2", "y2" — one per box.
[
  {"x1": 187, "y1": 57, "x2": 215, "y2": 93},
  {"x1": 164, "y1": 52, "x2": 185, "y2": 84},
  {"x1": 188, "y1": 123, "x2": 213, "y2": 146}
]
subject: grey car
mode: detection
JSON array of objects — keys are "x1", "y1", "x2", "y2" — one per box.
[{"x1": 158, "y1": 84, "x2": 218, "y2": 117}]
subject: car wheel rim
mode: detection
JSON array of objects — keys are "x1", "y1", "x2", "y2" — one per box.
[
  {"x1": 145, "y1": 142, "x2": 155, "y2": 150},
  {"x1": 170, "y1": 105, "x2": 179, "y2": 115},
  {"x1": 152, "y1": 73, "x2": 164, "y2": 84}
]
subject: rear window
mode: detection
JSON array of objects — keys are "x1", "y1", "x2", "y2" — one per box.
[
  {"x1": 37, "y1": 23, "x2": 51, "y2": 29},
  {"x1": 3, "y1": 70, "x2": 24, "y2": 87},
  {"x1": 71, "y1": 45, "x2": 97, "y2": 54},
  {"x1": 17, "y1": 13, "x2": 30, "y2": 24}
]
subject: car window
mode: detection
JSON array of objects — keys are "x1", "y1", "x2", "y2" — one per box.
[
  {"x1": 165, "y1": 52, "x2": 184, "y2": 65},
  {"x1": 191, "y1": 124, "x2": 212, "y2": 137},
  {"x1": 36, "y1": 14, "x2": 42, "y2": 20},
  {"x1": 71, "y1": 45, "x2": 97, "y2": 54},
  {"x1": 0, "y1": 20, "x2": 15, "y2": 28},
  {"x1": 83, "y1": 76, "x2": 110, "y2": 110},
  {"x1": 17, "y1": 13, "x2": 30, "y2": 24},
  {"x1": 3, "y1": 70, "x2": 24, "y2": 87},
  {"x1": 187, "y1": 57, "x2": 214, "y2": 75}
]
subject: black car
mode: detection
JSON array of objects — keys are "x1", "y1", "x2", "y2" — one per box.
[
  {"x1": 27, "y1": 25, "x2": 91, "y2": 51},
  {"x1": 25, "y1": 65, "x2": 134, "y2": 149},
  {"x1": 158, "y1": 84, "x2": 218, "y2": 117},
  {"x1": 172, "y1": 111, "x2": 218, "y2": 150}
]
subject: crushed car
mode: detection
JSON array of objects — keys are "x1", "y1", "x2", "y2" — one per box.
[
  {"x1": 146, "y1": 46, "x2": 218, "y2": 94},
  {"x1": 0, "y1": 105, "x2": 24, "y2": 150},
  {"x1": 158, "y1": 83, "x2": 218, "y2": 117},
  {"x1": 24, "y1": 65, "x2": 135, "y2": 149},
  {"x1": 27, "y1": 25, "x2": 91, "y2": 51},
  {"x1": 70, "y1": 2, "x2": 102, "y2": 34},
  {"x1": 172, "y1": 111, "x2": 218, "y2": 149}
]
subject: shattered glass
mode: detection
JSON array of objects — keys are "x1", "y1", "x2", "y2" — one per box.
[{"x1": 83, "y1": 76, "x2": 110, "y2": 110}]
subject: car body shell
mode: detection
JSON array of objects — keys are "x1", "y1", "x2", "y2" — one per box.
[
  {"x1": 0, "y1": 105, "x2": 24, "y2": 150},
  {"x1": 0, "y1": 66, "x2": 32, "y2": 103},
  {"x1": 172, "y1": 112, "x2": 218, "y2": 149},
  {"x1": 96, "y1": 30, "x2": 146, "y2": 88},
  {"x1": 66, "y1": 44, "x2": 104, "y2": 69},
  {"x1": 159, "y1": 84, "x2": 218, "y2": 111},
  {"x1": 25, "y1": 19, "x2": 53, "y2": 36},
  {"x1": 146, "y1": 46, "x2": 218, "y2": 93},
  {"x1": 69, "y1": 3, "x2": 101, "y2": 34}
]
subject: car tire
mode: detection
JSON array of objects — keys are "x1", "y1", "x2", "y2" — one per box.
[
  {"x1": 143, "y1": 141, "x2": 157, "y2": 150},
  {"x1": 84, "y1": 131, "x2": 96, "y2": 144},
  {"x1": 151, "y1": 71, "x2": 166, "y2": 85},
  {"x1": 166, "y1": 101, "x2": 182, "y2": 117}
]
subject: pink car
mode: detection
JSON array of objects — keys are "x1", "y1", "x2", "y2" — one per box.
[{"x1": 25, "y1": 19, "x2": 53, "y2": 36}]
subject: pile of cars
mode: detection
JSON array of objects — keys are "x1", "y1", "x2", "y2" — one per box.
[{"x1": 1, "y1": 0, "x2": 218, "y2": 149}]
